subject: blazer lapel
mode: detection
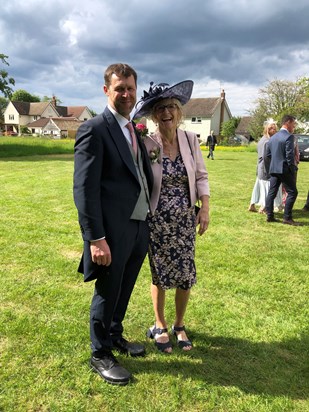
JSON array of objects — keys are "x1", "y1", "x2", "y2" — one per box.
[{"x1": 178, "y1": 129, "x2": 195, "y2": 172}]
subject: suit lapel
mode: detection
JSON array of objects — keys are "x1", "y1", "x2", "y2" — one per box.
[{"x1": 103, "y1": 108, "x2": 138, "y2": 180}]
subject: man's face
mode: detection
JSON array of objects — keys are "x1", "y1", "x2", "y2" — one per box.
[
  {"x1": 286, "y1": 119, "x2": 296, "y2": 133},
  {"x1": 104, "y1": 74, "x2": 136, "y2": 119}
]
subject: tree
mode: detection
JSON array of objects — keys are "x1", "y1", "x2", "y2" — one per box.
[
  {"x1": 0, "y1": 54, "x2": 15, "y2": 98},
  {"x1": 249, "y1": 78, "x2": 307, "y2": 137},
  {"x1": 41, "y1": 95, "x2": 62, "y2": 104},
  {"x1": 89, "y1": 108, "x2": 97, "y2": 117},
  {"x1": 220, "y1": 116, "x2": 241, "y2": 140},
  {"x1": 0, "y1": 96, "x2": 8, "y2": 123},
  {"x1": 11, "y1": 89, "x2": 40, "y2": 102},
  {"x1": 294, "y1": 77, "x2": 309, "y2": 121}
]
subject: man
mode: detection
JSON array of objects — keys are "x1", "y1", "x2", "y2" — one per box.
[
  {"x1": 265, "y1": 114, "x2": 301, "y2": 226},
  {"x1": 73, "y1": 63, "x2": 153, "y2": 385},
  {"x1": 206, "y1": 130, "x2": 217, "y2": 160}
]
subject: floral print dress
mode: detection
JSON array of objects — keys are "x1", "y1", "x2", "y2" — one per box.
[{"x1": 147, "y1": 153, "x2": 196, "y2": 290}]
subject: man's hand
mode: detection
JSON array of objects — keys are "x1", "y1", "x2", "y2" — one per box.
[{"x1": 90, "y1": 239, "x2": 112, "y2": 266}]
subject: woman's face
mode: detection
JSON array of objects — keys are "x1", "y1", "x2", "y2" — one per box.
[
  {"x1": 153, "y1": 98, "x2": 181, "y2": 132},
  {"x1": 268, "y1": 124, "x2": 277, "y2": 137}
]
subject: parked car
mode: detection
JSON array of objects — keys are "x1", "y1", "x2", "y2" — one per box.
[
  {"x1": 228, "y1": 134, "x2": 249, "y2": 146},
  {"x1": 295, "y1": 134, "x2": 309, "y2": 161}
]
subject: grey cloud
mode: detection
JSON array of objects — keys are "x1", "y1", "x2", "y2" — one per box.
[{"x1": 1, "y1": 0, "x2": 309, "y2": 115}]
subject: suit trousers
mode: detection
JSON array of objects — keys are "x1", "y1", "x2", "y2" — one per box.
[
  {"x1": 90, "y1": 219, "x2": 149, "y2": 356},
  {"x1": 207, "y1": 145, "x2": 215, "y2": 159},
  {"x1": 266, "y1": 170, "x2": 298, "y2": 220}
]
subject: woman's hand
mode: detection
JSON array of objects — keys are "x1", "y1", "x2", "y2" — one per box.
[
  {"x1": 196, "y1": 207, "x2": 210, "y2": 235},
  {"x1": 195, "y1": 195, "x2": 210, "y2": 235}
]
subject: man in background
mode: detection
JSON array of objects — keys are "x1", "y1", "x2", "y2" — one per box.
[
  {"x1": 265, "y1": 114, "x2": 302, "y2": 226},
  {"x1": 206, "y1": 130, "x2": 217, "y2": 160}
]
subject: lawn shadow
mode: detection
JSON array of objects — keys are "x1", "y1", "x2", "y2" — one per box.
[
  {"x1": 292, "y1": 209, "x2": 309, "y2": 222},
  {"x1": 131, "y1": 332, "x2": 309, "y2": 399}
]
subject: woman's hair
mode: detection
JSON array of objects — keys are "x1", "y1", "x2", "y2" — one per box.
[
  {"x1": 150, "y1": 98, "x2": 184, "y2": 128},
  {"x1": 263, "y1": 122, "x2": 277, "y2": 137}
]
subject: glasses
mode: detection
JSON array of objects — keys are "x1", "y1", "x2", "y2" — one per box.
[{"x1": 155, "y1": 103, "x2": 178, "y2": 113}]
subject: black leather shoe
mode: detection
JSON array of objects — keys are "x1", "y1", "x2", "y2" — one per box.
[
  {"x1": 282, "y1": 219, "x2": 303, "y2": 226},
  {"x1": 112, "y1": 337, "x2": 146, "y2": 357},
  {"x1": 90, "y1": 353, "x2": 131, "y2": 385},
  {"x1": 266, "y1": 216, "x2": 279, "y2": 222}
]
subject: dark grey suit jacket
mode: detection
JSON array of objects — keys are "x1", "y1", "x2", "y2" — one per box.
[
  {"x1": 265, "y1": 128, "x2": 296, "y2": 175},
  {"x1": 73, "y1": 107, "x2": 153, "y2": 281}
]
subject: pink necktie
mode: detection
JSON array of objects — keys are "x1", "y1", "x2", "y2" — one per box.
[{"x1": 126, "y1": 122, "x2": 138, "y2": 157}]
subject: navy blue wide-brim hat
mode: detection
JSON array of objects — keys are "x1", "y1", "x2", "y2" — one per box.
[{"x1": 133, "y1": 80, "x2": 194, "y2": 119}]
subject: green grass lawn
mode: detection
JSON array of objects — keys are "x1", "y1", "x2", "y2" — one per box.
[{"x1": 0, "y1": 138, "x2": 308, "y2": 411}]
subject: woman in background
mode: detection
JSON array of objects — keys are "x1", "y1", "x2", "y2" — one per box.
[{"x1": 248, "y1": 120, "x2": 283, "y2": 214}]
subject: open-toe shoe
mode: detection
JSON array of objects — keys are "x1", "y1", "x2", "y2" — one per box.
[
  {"x1": 146, "y1": 325, "x2": 172, "y2": 353},
  {"x1": 171, "y1": 325, "x2": 193, "y2": 350}
]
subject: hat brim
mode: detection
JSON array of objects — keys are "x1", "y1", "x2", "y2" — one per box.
[{"x1": 133, "y1": 80, "x2": 193, "y2": 119}]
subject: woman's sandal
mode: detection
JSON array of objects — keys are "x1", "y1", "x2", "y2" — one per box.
[
  {"x1": 172, "y1": 325, "x2": 193, "y2": 350},
  {"x1": 146, "y1": 325, "x2": 172, "y2": 353}
]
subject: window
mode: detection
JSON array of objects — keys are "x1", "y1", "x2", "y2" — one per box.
[
  {"x1": 191, "y1": 117, "x2": 202, "y2": 123},
  {"x1": 33, "y1": 116, "x2": 38, "y2": 120},
  {"x1": 9, "y1": 114, "x2": 14, "y2": 120}
]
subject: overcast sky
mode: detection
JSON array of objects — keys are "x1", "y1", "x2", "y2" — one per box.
[{"x1": 1, "y1": 0, "x2": 309, "y2": 116}]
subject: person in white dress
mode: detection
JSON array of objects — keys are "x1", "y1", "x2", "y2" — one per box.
[{"x1": 248, "y1": 120, "x2": 283, "y2": 213}]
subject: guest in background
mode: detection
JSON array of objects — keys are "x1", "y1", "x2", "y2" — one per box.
[
  {"x1": 206, "y1": 130, "x2": 217, "y2": 160},
  {"x1": 248, "y1": 177, "x2": 259, "y2": 212},
  {"x1": 134, "y1": 81, "x2": 210, "y2": 353},
  {"x1": 265, "y1": 114, "x2": 302, "y2": 226},
  {"x1": 248, "y1": 120, "x2": 283, "y2": 214}
]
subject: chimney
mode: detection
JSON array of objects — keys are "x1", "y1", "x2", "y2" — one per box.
[
  {"x1": 219, "y1": 89, "x2": 225, "y2": 133},
  {"x1": 52, "y1": 95, "x2": 57, "y2": 107}
]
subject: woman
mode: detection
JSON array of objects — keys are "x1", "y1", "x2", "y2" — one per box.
[
  {"x1": 248, "y1": 120, "x2": 283, "y2": 214},
  {"x1": 134, "y1": 81, "x2": 210, "y2": 353}
]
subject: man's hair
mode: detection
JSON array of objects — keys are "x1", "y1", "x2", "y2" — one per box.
[
  {"x1": 104, "y1": 63, "x2": 137, "y2": 88},
  {"x1": 281, "y1": 114, "x2": 296, "y2": 125}
]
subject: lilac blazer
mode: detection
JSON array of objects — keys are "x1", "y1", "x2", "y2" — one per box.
[{"x1": 143, "y1": 129, "x2": 210, "y2": 214}]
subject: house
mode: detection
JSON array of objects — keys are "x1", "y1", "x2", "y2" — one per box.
[
  {"x1": 235, "y1": 116, "x2": 254, "y2": 140},
  {"x1": 3, "y1": 97, "x2": 92, "y2": 137},
  {"x1": 143, "y1": 90, "x2": 232, "y2": 143},
  {"x1": 26, "y1": 117, "x2": 83, "y2": 139}
]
